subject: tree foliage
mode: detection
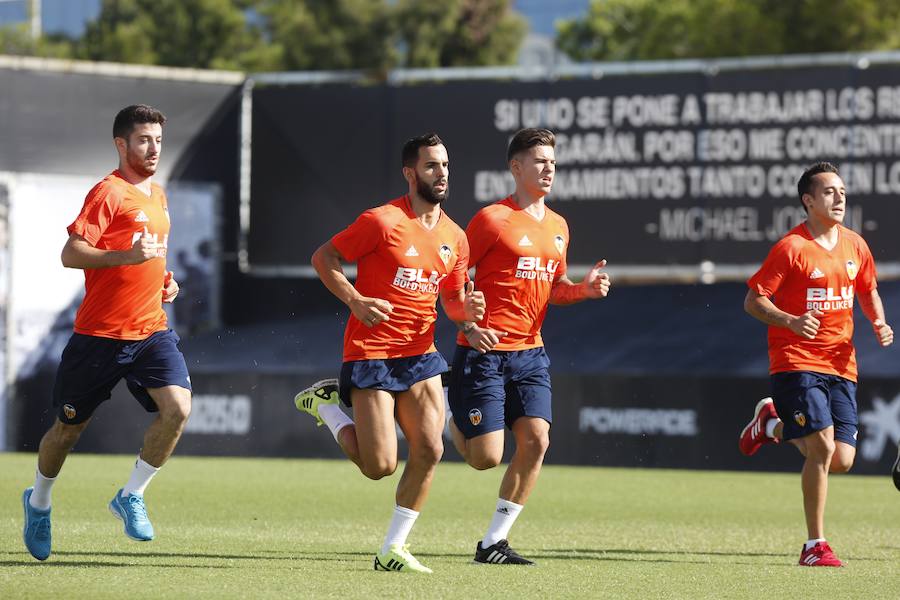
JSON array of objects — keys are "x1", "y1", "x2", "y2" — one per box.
[
  {"x1": 396, "y1": 0, "x2": 526, "y2": 68},
  {"x1": 257, "y1": 0, "x2": 395, "y2": 72},
  {"x1": 0, "y1": 24, "x2": 72, "y2": 58},
  {"x1": 557, "y1": 0, "x2": 900, "y2": 62},
  {"x1": 2, "y1": 0, "x2": 527, "y2": 72},
  {"x1": 78, "y1": 0, "x2": 269, "y2": 70}
]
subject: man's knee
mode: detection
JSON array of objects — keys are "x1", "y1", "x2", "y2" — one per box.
[
  {"x1": 517, "y1": 429, "x2": 550, "y2": 462},
  {"x1": 467, "y1": 452, "x2": 502, "y2": 470},
  {"x1": 360, "y1": 456, "x2": 398, "y2": 480},
  {"x1": 830, "y1": 444, "x2": 856, "y2": 473},
  {"x1": 47, "y1": 419, "x2": 89, "y2": 446},
  {"x1": 410, "y1": 437, "x2": 443, "y2": 467},
  {"x1": 156, "y1": 390, "x2": 192, "y2": 425}
]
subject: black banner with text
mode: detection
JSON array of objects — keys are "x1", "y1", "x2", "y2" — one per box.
[{"x1": 249, "y1": 65, "x2": 900, "y2": 271}]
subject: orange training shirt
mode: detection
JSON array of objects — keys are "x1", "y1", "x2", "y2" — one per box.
[
  {"x1": 458, "y1": 196, "x2": 568, "y2": 351},
  {"x1": 747, "y1": 223, "x2": 877, "y2": 382},
  {"x1": 68, "y1": 171, "x2": 169, "y2": 340},
  {"x1": 331, "y1": 196, "x2": 469, "y2": 362}
]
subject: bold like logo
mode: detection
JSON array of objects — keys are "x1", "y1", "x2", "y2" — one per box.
[{"x1": 468, "y1": 408, "x2": 482, "y2": 426}]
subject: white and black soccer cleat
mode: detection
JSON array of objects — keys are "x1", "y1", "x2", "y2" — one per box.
[{"x1": 473, "y1": 539, "x2": 534, "y2": 565}]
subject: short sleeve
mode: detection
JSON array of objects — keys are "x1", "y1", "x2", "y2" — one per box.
[
  {"x1": 854, "y1": 236, "x2": 877, "y2": 293},
  {"x1": 443, "y1": 230, "x2": 470, "y2": 294},
  {"x1": 748, "y1": 240, "x2": 792, "y2": 297},
  {"x1": 331, "y1": 210, "x2": 386, "y2": 262},
  {"x1": 555, "y1": 217, "x2": 569, "y2": 281},
  {"x1": 67, "y1": 184, "x2": 119, "y2": 246},
  {"x1": 466, "y1": 209, "x2": 502, "y2": 267}
]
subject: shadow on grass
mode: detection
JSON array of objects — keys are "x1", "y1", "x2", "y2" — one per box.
[
  {"x1": 527, "y1": 548, "x2": 896, "y2": 564},
  {"x1": 0, "y1": 558, "x2": 232, "y2": 569}
]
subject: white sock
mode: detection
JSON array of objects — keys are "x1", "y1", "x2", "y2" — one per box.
[
  {"x1": 381, "y1": 505, "x2": 419, "y2": 555},
  {"x1": 805, "y1": 538, "x2": 826, "y2": 550},
  {"x1": 30, "y1": 469, "x2": 56, "y2": 510},
  {"x1": 319, "y1": 403, "x2": 354, "y2": 443},
  {"x1": 765, "y1": 418, "x2": 780, "y2": 439},
  {"x1": 482, "y1": 498, "x2": 524, "y2": 548},
  {"x1": 122, "y1": 457, "x2": 160, "y2": 497}
]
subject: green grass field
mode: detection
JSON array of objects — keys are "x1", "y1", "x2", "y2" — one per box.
[{"x1": 2, "y1": 453, "x2": 899, "y2": 599}]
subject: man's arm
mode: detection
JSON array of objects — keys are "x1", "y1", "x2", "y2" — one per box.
[
  {"x1": 311, "y1": 241, "x2": 393, "y2": 327},
  {"x1": 60, "y1": 232, "x2": 159, "y2": 269},
  {"x1": 549, "y1": 260, "x2": 610, "y2": 305},
  {"x1": 440, "y1": 281, "x2": 485, "y2": 324},
  {"x1": 743, "y1": 289, "x2": 822, "y2": 339},
  {"x1": 857, "y1": 288, "x2": 894, "y2": 347}
]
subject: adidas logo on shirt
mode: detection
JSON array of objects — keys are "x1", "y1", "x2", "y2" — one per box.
[
  {"x1": 404, "y1": 245, "x2": 419, "y2": 257},
  {"x1": 134, "y1": 210, "x2": 150, "y2": 223},
  {"x1": 518, "y1": 235, "x2": 533, "y2": 247},
  {"x1": 809, "y1": 267, "x2": 824, "y2": 279}
]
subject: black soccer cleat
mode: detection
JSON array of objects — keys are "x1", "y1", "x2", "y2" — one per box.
[
  {"x1": 893, "y1": 441, "x2": 900, "y2": 492},
  {"x1": 473, "y1": 539, "x2": 534, "y2": 565}
]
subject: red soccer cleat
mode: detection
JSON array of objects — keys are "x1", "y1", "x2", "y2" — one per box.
[
  {"x1": 739, "y1": 397, "x2": 780, "y2": 456},
  {"x1": 798, "y1": 542, "x2": 843, "y2": 567}
]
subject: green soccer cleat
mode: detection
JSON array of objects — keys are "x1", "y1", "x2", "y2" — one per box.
[
  {"x1": 293, "y1": 379, "x2": 340, "y2": 426},
  {"x1": 373, "y1": 544, "x2": 433, "y2": 574}
]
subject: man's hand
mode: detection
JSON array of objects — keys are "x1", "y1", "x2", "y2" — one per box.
[
  {"x1": 789, "y1": 309, "x2": 823, "y2": 339},
  {"x1": 463, "y1": 281, "x2": 485, "y2": 322},
  {"x1": 127, "y1": 228, "x2": 161, "y2": 265},
  {"x1": 463, "y1": 324, "x2": 506, "y2": 354},
  {"x1": 162, "y1": 271, "x2": 179, "y2": 303},
  {"x1": 582, "y1": 259, "x2": 611, "y2": 299},
  {"x1": 873, "y1": 319, "x2": 894, "y2": 347},
  {"x1": 349, "y1": 297, "x2": 394, "y2": 328}
]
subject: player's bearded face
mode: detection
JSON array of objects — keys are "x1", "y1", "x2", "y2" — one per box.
[
  {"x1": 414, "y1": 143, "x2": 450, "y2": 205},
  {"x1": 123, "y1": 123, "x2": 162, "y2": 178},
  {"x1": 416, "y1": 173, "x2": 448, "y2": 205}
]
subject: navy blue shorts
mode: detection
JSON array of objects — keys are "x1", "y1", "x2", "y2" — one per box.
[
  {"x1": 770, "y1": 371, "x2": 858, "y2": 446},
  {"x1": 339, "y1": 351, "x2": 448, "y2": 407},
  {"x1": 448, "y1": 345, "x2": 552, "y2": 439},
  {"x1": 52, "y1": 329, "x2": 192, "y2": 424}
]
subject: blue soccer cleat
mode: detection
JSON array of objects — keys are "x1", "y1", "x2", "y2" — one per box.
[
  {"x1": 109, "y1": 488, "x2": 155, "y2": 541},
  {"x1": 22, "y1": 488, "x2": 52, "y2": 561}
]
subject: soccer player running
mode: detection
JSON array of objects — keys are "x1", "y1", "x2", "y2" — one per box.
[
  {"x1": 448, "y1": 128, "x2": 610, "y2": 565},
  {"x1": 738, "y1": 162, "x2": 893, "y2": 567},
  {"x1": 22, "y1": 105, "x2": 192, "y2": 561},
  {"x1": 293, "y1": 133, "x2": 484, "y2": 574}
]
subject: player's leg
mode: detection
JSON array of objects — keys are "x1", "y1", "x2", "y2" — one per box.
[
  {"x1": 826, "y1": 375, "x2": 858, "y2": 474},
  {"x1": 447, "y1": 345, "x2": 506, "y2": 469},
  {"x1": 372, "y1": 375, "x2": 444, "y2": 574},
  {"x1": 110, "y1": 330, "x2": 192, "y2": 541},
  {"x1": 372, "y1": 353, "x2": 448, "y2": 574},
  {"x1": 893, "y1": 440, "x2": 900, "y2": 491},
  {"x1": 474, "y1": 348, "x2": 551, "y2": 566},
  {"x1": 799, "y1": 426, "x2": 835, "y2": 542},
  {"x1": 773, "y1": 371, "x2": 843, "y2": 567},
  {"x1": 24, "y1": 333, "x2": 122, "y2": 560},
  {"x1": 350, "y1": 387, "x2": 399, "y2": 478}
]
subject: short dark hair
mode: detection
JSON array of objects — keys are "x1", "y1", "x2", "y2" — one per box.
[
  {"x1": 797, "y1": 162, "x2": 840, "y2": 210},
  {"x1": 113, "y1": 104, "x2": 166, "y2": 139},
  {"x1": 402, "y1": 133, "x2": 443, "y2": 168},
  {"x1": 507, "y1": 128, "x2": 555, "y2": 163}
]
